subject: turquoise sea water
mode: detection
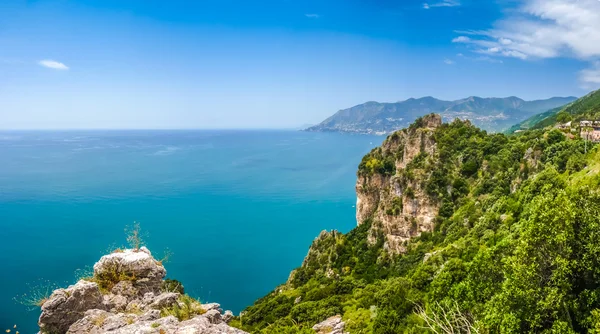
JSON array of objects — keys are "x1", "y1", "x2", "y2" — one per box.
[{"x1": 0, "y1": 130, "x2": 381, "y2": 333}]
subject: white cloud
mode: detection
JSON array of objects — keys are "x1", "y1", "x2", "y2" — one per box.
[
  {"x1": 452, "y1": 36, "x2": 471, "y2": 43},
  {"x1": 38, "y1": 59, "x2": 69, "y2": 70},
  {"x1": 580, "y1": 62, "x2": 600, "y2": 88},
  {"x1": 305, "y1": 13, "x2": 320, "y2": 19},
  {"x1": 423, "y1": 0, "x2": 460, "y2": 9},
  {"x1": 444, "y1": 58, "x2": 455, "y2": 65},
  {"x1": 452, "y1": 1, "x2": 600, "y2": 59},
  {"x1": 452, "y1": 0, "x2": 600, "y2": 86}
]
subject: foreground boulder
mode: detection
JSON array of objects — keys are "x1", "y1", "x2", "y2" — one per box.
[
  {"x1": 39, "y1": 281, "x2": 104, "y2": 334},
  {"x1": 39, "y1": 247, "x2": 245, "y2": 334},
  {"x1": 93, "y1": 247, "x2": 166, "y2": 295}
]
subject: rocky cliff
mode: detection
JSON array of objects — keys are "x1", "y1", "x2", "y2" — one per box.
[
  {"x1": 38, "y1": 247, "x2": 244, "y2": 334},
  {"x1": 356, "y1": 114, "x2": 442, "y2": 253}
]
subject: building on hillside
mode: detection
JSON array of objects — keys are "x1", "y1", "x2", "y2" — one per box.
[
  {"x1": 557, "y1": 121, "x2": 572, "y2": 130},
  {"x1": 580, "y1": 120, "x2": 600, "y2": 142}
]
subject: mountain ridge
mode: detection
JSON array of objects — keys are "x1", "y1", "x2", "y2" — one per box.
[{"x1": 307, "y1": 96, "x2": 577, "y2": 134}]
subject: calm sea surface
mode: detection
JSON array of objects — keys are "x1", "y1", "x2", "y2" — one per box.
[{"x1": 0, "y1": 130, "x2": 382, "y2": 333}]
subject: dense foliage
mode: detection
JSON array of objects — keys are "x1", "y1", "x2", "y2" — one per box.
[{"x1": 237, "y1": 112, "x2": 600, "y2": 333}]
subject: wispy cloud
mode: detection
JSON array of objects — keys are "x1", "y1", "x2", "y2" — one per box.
[
  {"x1": 452, "y1": 36, "x2": 471, "y2": 43},
  {"x1": 457, "y1": 53, "x2": 504, "y2": 64},
  {"x1": 423, "y1": 0, "x2": 460, "y2": 9},
  {"x1": 305, "y1": 13, "x2": 320, "y2": 19},
  {"x1": 444, "y1": 58, "x2": 455, "y2": 65},
  {"x1": 580, "y1": 62, "x2": 600, "y2": 88},
  {"x1": 451, "y1": 0, "x2": 600, "y2": 87},
  {"x1": 38, "y1": 59, "x2": 69, "y2": 70}
]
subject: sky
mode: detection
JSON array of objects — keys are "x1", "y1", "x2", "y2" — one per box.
[{"x1": 1, "y1": 0, "x2": 599, "y2": 129}]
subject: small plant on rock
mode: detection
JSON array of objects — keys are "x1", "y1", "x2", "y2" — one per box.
[
  {"x1": 13, "y1": 280, "x2": 58, "y2": 310},
  {"x1": 161, "y1": 294, "x2": 206, "y2": 321},
  {"x1": 161, "y1": 278, "x2": 185, "y2": 294},
  {"x1": 157, "y1": 248, "x2": 173, "y2": 266},
  {"x1": 125, "y1": 221, "x2": 147, "y2": 251}
]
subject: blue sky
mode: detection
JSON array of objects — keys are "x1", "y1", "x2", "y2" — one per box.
[{"x1": 1, "y1": 0, "x2": 599, "y2": 129}]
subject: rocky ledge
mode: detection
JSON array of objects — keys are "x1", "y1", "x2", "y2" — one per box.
[{"x1": 38, "y1": 247, "x2": 245, "y2": 334}]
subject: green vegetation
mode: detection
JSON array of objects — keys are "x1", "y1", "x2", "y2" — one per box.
[
  {"x1": 358, "y1": 147, "x2": 396, "y2": 176},
  {"x1": 160, "y1": 294, "x2": 206, "y2": 321},
  {"x1": 510, "y1": 89, "x2": 600, "y2": 132},
  {"x1": 161, "y1": 278, "x2": 185, "y2": 294},
  {"x1": 237, "y1": 110, "x2": 600, "y2": 333}
]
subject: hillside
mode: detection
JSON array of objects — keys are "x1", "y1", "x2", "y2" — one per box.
[
  {"x1": 240, "y1": 111, "x2": 600, "y2": 333},
  {"x1": 509, "y1": 89, "x2": 600, "y2": 132},
  {"x1": 307, "y1": 96, "x2": 576, "y2": 134}
]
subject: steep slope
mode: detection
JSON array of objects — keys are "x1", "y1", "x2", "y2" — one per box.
[
  {"x1": 509, "y1": 89, "x2": 600, "y2": 132},
  {"x1": 355, "y1": 114, "x2": 442, "y2": 253},
  {"x1": 307, "y1": 96, "x2": 576, "y2": 134},
  {"x1": 241, "y1": 111, "x2": 600, "y2": 333}
]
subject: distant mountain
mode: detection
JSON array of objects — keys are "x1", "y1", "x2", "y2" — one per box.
[
  {"x1": 508, "y1": 89, "x2": 600, "y2": 132},
  {"x1": 306, "y1": 96, "x2": 577, "y2": 134}
]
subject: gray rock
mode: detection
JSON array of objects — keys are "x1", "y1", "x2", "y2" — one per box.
[
  {"x1": 138, "y1": 309, "x2": 160, "y2": 321},
  {"x1": 312, "y1": 315, "x2": 347, "y2": 334},
  {"x1": 94, "y1": 248, "x2": 166, "y2": 294},
  {"x1": 111, "y1": 281, "x2": 138, "y2": 298},
  {"x1": 125, "y1": 299, "x2": 143, "y2": 314},
  {"x1": 204, "y1": 309, "x2": 222, "y2": 324},
  {"x1": 40, "y1": 247, "x2": 248, "y2": 334},
  {"x1": 103, "y1": 294, "x2": 128, "y2": 312},
  {"x1": 149, "y1": 292, "x2": 179, "y2": 309},
  {"x1": 201, "y1": 302, "x2": 222, "y2": 313},
  {"x1": 39, "y1": 280, "x2": 104, "y2": 334},
  {"x1": 222, "y1": 310, "x2": 234, "y2": 323},
  {"x1": 67, "y1": 309, "x2": 112, "y2": 334},
  {"x1": 105, "y1": 314, "x2": 248, "y2": 334}
]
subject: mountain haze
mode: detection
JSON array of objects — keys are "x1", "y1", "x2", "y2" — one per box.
[{"x1": 307, "y1": 96, "x2": 577, "y2": 134}]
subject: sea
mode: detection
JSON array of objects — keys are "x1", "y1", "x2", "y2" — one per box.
[{"x1": 0, "y1": 129, "x2": 382, "y2": 333}]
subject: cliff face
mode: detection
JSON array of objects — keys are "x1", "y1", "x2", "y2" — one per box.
[
  {"x1": 38, "y1": 247, "x2": 244, "y2": 334},
  {"x1": 356, "y1": 114, "x2": 442, "y2": 253}
]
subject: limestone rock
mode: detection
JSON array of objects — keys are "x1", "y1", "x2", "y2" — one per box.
[
  {"x1": 103, "y1": 294, "x2": 128, "y2": 312},
  {"x1": 148, "y1": 292, "x2": 179, "y2": 309},
  {"x1": 93, "y1": 247, "x2": 166, "y2": 294},
  {"x1": 312, "y1": 315, "x2": 347, "y2": 334},
  {"x1": 39, "y1": 280, "x2": 104, "y2": 334},
  {"x1": 355, "y1": 114, "x2": 444, "y2": 253},
  {"x1": 41, "y1": 248, "x2": 247, "y2": 334},
  {"x1": 201, "y1": 302, "x2": 222, "y2": 313},
  {"x1": 66, "y1": 309, "x2": 112, "y2": 334},
  {"x1": 222, "y1": 310, "x2": 234, "y2": 323},
  {"x1": 111, "y1": 281, "x2": 138, "y2": 298},
  {"x1": 204, "y1": 309, "x2": 223, "y2": 324}
]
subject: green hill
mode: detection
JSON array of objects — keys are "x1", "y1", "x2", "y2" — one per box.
[
  {"x1": 237, "y1": 107, "x2": 600, "y2": 333},
  {"x1": 509, "y1": 89, "x2": 600, "y2": 132}
]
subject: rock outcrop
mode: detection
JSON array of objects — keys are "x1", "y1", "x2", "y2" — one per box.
[
  {"x1": 312, "y1": 315, "x2": 347, "y2": 334},
  {"x1": 38, "y1": 247, "x2": 245, "y2": 334},
  {"x1": 356, "y1": 114, "x2": 442, "y2": 253}
]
